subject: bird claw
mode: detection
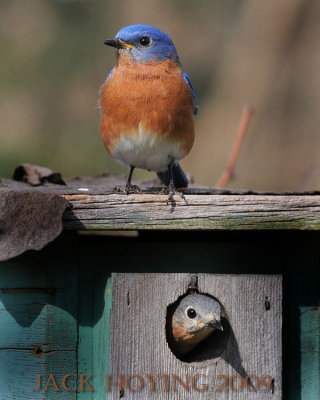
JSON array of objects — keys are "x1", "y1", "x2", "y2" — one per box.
[
  {"x1": 166, "y1": 182, "x2": 186, "y2": 205},
  {"x1": 125, "y1": 183, "x2": 141, "y2": 194}
]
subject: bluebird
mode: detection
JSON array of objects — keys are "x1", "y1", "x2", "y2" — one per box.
[
  {"x1": 100, "y1": 25, "x2": 197, "y2": 199},
  {"x1": 169, "y1": 294, "x2": 223, "y2": 357}
]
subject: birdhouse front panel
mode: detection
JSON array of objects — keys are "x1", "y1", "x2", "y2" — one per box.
[{"x1": 110, "y1": 273, "x2": 282, "y2": 400}]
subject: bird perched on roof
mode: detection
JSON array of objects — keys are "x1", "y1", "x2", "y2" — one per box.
[
  {"x1": 169, "y1": 294, "x2": 223, "y2": 357},
  {"x1": 100, "y1": 24, "x2": 197, "y2": 200}
]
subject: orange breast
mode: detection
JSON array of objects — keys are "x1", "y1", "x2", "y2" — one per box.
[{"x1": 100, "y1": 56, "x2": 195, "y2": 156}]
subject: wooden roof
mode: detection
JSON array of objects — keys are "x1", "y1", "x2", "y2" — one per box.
[{"x1": 2, "y1": 174, "x2": 320, "y2": 232}]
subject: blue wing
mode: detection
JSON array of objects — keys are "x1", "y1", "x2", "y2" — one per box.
[{"x1": 183, "y1": 71, "x2": 198, "y2": 115}]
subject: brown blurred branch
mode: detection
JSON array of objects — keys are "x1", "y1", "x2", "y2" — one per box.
[{"x1": 216, "y1": 104, "x2": 254, "y2": 188}]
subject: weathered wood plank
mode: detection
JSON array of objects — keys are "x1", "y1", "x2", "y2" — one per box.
[
  {"x1": 62, "y1": 193, "x2": 320, "y2": 230},
  {"x1": 0, "y1": 260, "x2": 78, "y2": 351},
  {"x1": 0, "y1": 349, "x2": 77, "y2": 399},
  {"x1": 0, "y1": 257, "x2": 79, "y2": 399},
  {"x1": 110, "y1": 273, "x2": 282, "y2": 399}
]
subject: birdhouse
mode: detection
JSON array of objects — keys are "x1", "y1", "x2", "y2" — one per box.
[{"x1": 0, "y1": 174, "x2": 319, "y2": 399}]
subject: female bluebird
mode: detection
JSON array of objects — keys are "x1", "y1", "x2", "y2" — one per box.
[
  {"x1": 169, "y1": 294, "x2": 223, "y2": 357},
  {"x1": 100, "y1": 25, "x2": 197, "y2": 198}
]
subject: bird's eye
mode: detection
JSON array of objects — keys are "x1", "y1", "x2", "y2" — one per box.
[
  {"x1": 139, "y1": 36, "x2": 151, "y2": 46},
  {"x1": 187, "y1": 308, "x2": 197, "y2": 319}
]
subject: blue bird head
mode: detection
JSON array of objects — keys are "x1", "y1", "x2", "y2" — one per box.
[{"x1": 104, "y1": 24, "x2": 180, "y2": 63}]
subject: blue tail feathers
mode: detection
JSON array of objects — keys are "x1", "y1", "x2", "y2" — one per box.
[{"x1": 157, "y1": 161, "x2": 189, "y2": 188}]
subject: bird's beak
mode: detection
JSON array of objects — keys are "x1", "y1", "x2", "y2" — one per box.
[
  {"x1": 208, "y1": 319, "x2": 224, "y2": 331},
  {"x1": 104, "y1": 38, "x2": 134, "y2": 50}
]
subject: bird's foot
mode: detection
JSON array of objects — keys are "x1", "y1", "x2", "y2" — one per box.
[
  {"x1": 125, "y1": 183, "x2": 141, "y2": 194},
  {"x1": 166, "y1": 182, "x2": 187, "y2": 204}
]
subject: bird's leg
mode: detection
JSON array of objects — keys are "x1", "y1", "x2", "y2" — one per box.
[
  {"x1": 166, "y1": 163, "x2": 186, "y2": 203},
  {"x1": 125, "y1": 166, "x2": 141, "y2": 194}
]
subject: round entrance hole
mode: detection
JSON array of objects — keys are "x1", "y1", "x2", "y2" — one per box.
[{"x1": 165, "y1": 292, "x2": 229, "y2": 364}]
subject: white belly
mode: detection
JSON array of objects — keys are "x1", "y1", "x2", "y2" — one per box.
[{"x1": 110, "y1": 127, "x2": 185, "y2": 172}]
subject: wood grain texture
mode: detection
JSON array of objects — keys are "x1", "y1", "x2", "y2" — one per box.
[
  {"x1": 110, "y1": 273, "x2": 282, "y2": 399},
  {"x1": 62, "y1": 193, "x2": 320, "y2": 230}
]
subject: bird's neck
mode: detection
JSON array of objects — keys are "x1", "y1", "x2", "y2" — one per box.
[{"x1": 115, "y1": 53, "x2": 181, "y2": 78}]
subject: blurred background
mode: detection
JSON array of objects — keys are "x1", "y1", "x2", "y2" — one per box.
[{"x1": 1, "y1": 0, "x2": 319, "y2": 190}]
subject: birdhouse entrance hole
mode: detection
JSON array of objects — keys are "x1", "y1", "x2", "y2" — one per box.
[{"x1": 165, "y1": 291, "x2": 230, "y2": 364}]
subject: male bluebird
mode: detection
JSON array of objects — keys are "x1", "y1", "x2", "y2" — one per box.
[
  {"x1": 169, "y1": 294, "x2": 223, "y2": 357},
  {"x1": 100, "y1": 25, "x2": 197, "y2": 199}
]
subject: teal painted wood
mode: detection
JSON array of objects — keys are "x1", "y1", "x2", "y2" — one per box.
[
  {"x1": 0, "y1": 349, "x2": 77, "y2": 399},
  {"x1": 0, "y1": 235, "x2": 114, "y2": 399},
  {"x1": 0, "y1": 297, "x2": 77, "y2": 351},
  {"x1": 92, "y1": 274, "x2": 112, "y2": 399},
  {"x1": 0, "y1": 242, "x2": 79, "y2": 399},
  {"x1": 77, "y1": 268, "x2": 113, "y2": 399},
  {"x1": 300, "y1": 307, "x2": 320, "y2": 400},
  {"x1": 77, "y1": 265, "x2": 94, "y2": 400}
]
